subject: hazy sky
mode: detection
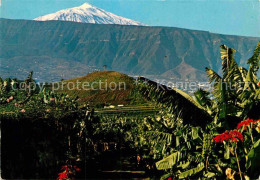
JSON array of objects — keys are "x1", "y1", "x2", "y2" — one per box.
[{"x1": 0, "y1": 0, "x2": 259, "y2": 37}]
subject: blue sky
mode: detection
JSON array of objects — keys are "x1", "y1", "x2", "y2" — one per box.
[{"x1": 0, "y1": 0, "x2": 259, "y2": 37}]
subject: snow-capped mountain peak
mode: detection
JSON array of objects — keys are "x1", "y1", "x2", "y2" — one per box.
[
  {"x1": 79, "y1": 3, "x2": 93, "y2": 9},
  {"x1": 34, "y1": 3, "x2": 145, "y2": 26}
]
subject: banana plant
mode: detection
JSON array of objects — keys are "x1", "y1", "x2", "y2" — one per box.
[
  {"x1": 136, "y1": 42, "x2": 260, "y2": 179},
  {"x1": 137, "y1": 76, "x2": 212, "y2": 129}
]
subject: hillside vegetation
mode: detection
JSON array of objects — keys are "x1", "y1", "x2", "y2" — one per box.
[{"x1": 54, "y1": 71, "x2": 147, "y2": 106}]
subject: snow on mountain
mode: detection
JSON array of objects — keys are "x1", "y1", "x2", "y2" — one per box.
[{"x1": 34, "y1": 3, "x2": 145, "y2": 26}]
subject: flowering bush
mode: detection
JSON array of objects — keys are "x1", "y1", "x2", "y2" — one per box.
[
  {"x1": 237, "y1": 118, "x2": 254, "y2": 129},
  {"x1": 210, "y1": 118, "x2": 260, "y2": 180},
  {"x1": 58, "y1": 172, "x2": 68, "y2": 180},
  {"x1": 57, "y1": 165, "x2": 81, "y2": 180},
  {"x1": 237, "y1": 118, "x2": 260, "y2": 131},
  {"x1": 213, "y1": 130, "x2": 243, "y2": 143}
]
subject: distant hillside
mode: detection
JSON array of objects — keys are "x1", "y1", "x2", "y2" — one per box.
[
  {"x1": 55, "y1": 71, "x2": 147, "y2": 106},
  {"x1": 0, "y1": 19, "x2": 259, "y2": 82}
]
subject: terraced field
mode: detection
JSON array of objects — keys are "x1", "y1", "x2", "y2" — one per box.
[{"x1": 95, "y1": 104, "x2": 158, "y2": 115}]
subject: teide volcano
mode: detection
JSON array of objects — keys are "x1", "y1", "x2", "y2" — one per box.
[{"x1": 34, "y1": 3, "x2": 145, "y2": 26}]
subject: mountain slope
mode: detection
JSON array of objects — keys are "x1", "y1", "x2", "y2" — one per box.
[
  {"x1": 0, "y1": 19, "x2": 259, "y2": 82},
  {"x1": 34, "y1": 3, "x2": 144, "y2": 26}
]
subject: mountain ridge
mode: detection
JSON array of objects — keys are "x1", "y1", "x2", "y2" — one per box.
[{"x1": 0, "y1": 18, "x2": 259, "y2": 82}]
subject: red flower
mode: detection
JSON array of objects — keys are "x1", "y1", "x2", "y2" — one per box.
[
  {"x1": 61, "y1": 165, "x2": 67, "y2": 170},
  {"x1": 213, "y1": 130, "x2": 243, "y2": 143},
  {"x1": 168, "y1": 177, "x2": 172, "y2": 180},
  {"x1": 73, "y1": 165, "x2": 81, "y2": 171},
  {"x1": 237, "y1": 118, "x2": 260, "y2": 130},
  {"x1": 58, "y1": 164, "x2": 80, "y2": 179},
  {"x1": 254, "y1": 119, "x2": 260, "y2": 124},
  {"x1": 237, "y1": 118, "x2": 254, "y2": 129},
  {"x1": 75, "y1": 168, "x2": 81, "y2": 172},
  {"x1": 258, "y1": 81, "x2": 260, "y2": 87},
  {"x1": 230, "y1": 130, "x2": 243, "y2": 142},
  {"x1": 57, "y1": 172, "x2": 68, "y2": 180}
]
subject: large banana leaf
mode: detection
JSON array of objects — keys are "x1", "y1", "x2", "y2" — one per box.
[
  {"x1": 205, "y1": 67, "x2": 222, "y2": 84},
  {"x1": 137, "y1": 77, "x2": 212, "y2": 128},
  {"x1": 148, "y1": 131, "x2": 173, "y2": 145},
  {"x1": 247, "y1": 41, "x2": 260, "y2": 77},
  {"x1": 194, "y1": 89, "x2": 212, "y2": 113},
  {"x1": 220, "y1": 44, "x2": 237, "y2": 80},
  {"x1": 156, "y1": 151, "x2": 182, "y2": 170},
  {"x1": 205, "y1": 67, "x2": 222, "y2": 99},
  {"x1": 246, "y1": 139, "x2": 260, "y2": 177},
  {"x1": 178, "y1": 162, "x2": 204, "y2": 179},
  {"x1": 243, "y1": 42, "x2": 260, "y2": 90},
  {"x1": 174, "y1": 88, "x2": 205, "y2": 110}
]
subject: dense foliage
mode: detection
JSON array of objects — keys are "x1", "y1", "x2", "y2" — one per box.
[
  {"x1": 0, "y1": 72, "x2": 96, "y2": 179},
  {"x1": 1, "y1": 42, "x2": 260, "y2": 179},
  {"x1": 0, "y1": 73, "x2": 156, "y2": 179},
  {"x1": 135, "y1": 42, "x2": 260, "y2": 179}
]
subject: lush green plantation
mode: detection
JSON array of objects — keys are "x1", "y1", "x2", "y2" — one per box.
[
  {"x1": 135, "y1": 42, "x2": 260, "y2": 179},
  {"x1": 0, "y1": 72, "x2": 160, "y2": 179},
  {"x1": 0, "y1": 73, "x2": 88, "y2": 179},
  {"x1": 1, "y1": 42, "x2": 260, "y2": 179}
]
